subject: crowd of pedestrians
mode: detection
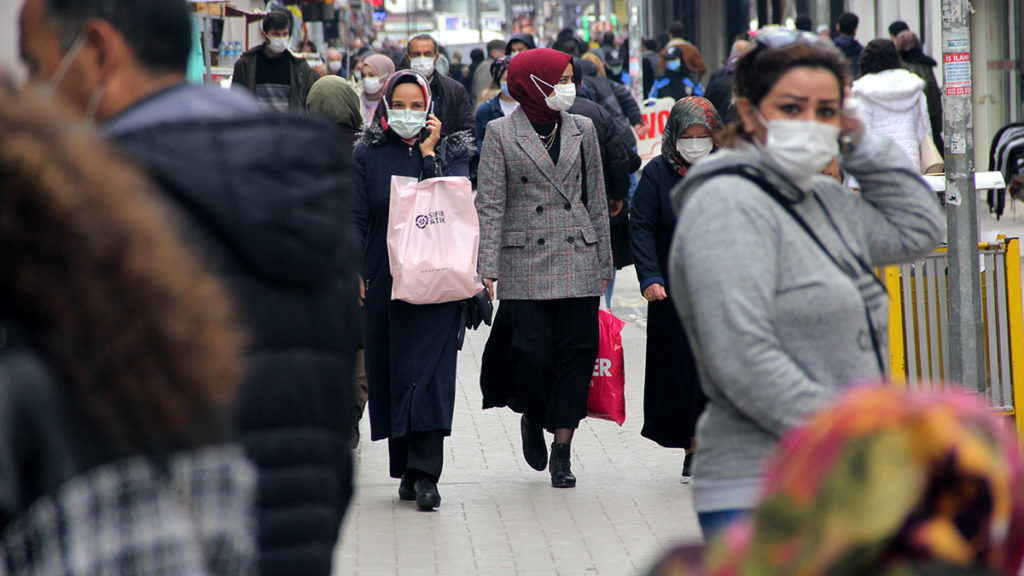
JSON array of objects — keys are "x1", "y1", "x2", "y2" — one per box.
[{"x1": 4, "y1": 0, "x2": 1014, "y2": 574}]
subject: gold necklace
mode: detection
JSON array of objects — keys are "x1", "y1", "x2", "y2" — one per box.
[{"x1": 539, "y1": 121, "x2": 559, "y2": 151}]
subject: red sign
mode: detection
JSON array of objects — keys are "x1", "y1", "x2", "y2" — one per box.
[
  {"x1": 944, "y1": 53, "x2": 970, "y2": 63},
  {"x1": 946, "y1": 86, "x2": 972, "y2": 96}
]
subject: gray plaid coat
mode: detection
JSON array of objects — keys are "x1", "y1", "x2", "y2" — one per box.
[{"x1": 476, "y1": 107, "x2": 613, "y2": 300}]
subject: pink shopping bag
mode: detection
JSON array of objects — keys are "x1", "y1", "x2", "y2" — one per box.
[
  {"x1": 588, "y1": 309, "x2": 626, "y2": 425},
  {"x1": 387, "y1": 175, "x2": 480, "y2": 305}
]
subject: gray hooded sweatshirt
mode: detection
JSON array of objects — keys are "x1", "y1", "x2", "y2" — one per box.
[{"x1": 668, "y1": 132, "x2": 944, "y2": 513}]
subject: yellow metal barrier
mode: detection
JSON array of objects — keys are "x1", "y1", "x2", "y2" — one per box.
[{"x1": 884, "y1": 238, "x2": 1024, "y2": 433}]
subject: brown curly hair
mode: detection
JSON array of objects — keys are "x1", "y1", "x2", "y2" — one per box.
[{"x1": 0, "y1": 89, "x2": 243, "y2": 453}]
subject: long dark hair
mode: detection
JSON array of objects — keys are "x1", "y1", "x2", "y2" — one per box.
[
  {"x1": 0, "y1": 89, "x2": 243, "y2": 453},
  {"x1": 858, "y1": 38, "x2": 902, "y2": 76}
]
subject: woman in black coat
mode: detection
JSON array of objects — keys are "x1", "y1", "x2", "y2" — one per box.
[
  {"x1": 629, "y1": 97, "x2": 722, "y2": 482},
  {"x1": 353, "y1": 70, "x2": 472, "y2": 511}
]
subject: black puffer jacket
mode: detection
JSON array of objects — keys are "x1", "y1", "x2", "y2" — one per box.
[
  {"x1": 568, "y1": 96, "x2": 634, "y2": 201},
  {"x1": 107, "y1": 85, "x2": 357, "y2": 576},
  {"x1": 429, "y1": 71, "x2": 477, "y2": 138},
  {"x1": 579, "y1": 58, "x2": 643, "y2": 147}
]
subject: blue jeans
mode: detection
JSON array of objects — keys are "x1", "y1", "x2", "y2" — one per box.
[
  {"x1": 697, "y1": 509, "x2": 746, "y2": 544},
  {"x1": 604, "y1": 275, "x2": 615, "y2": 308}
]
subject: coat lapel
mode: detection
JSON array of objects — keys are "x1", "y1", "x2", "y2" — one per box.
[
  {"x1": 511, "y1": 107, "x2": 557, "y2": 183},
  {"x1": 552, "y1": 113, "x2": 581, "y2": 191}
]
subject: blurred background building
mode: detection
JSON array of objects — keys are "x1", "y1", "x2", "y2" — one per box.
[{"x1": 1, "y1": 0, "x2": 1023, "y2": 169}]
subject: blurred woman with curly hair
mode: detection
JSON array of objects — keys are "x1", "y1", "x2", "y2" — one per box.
[{"x1": 0, "y1": 87, "x2": 255, "y2": 574}]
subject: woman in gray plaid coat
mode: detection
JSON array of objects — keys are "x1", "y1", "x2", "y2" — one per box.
[{"x1": 477, "y1": 48, "x2": 613, "y2": 488}]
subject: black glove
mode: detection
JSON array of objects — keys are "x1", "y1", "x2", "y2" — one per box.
[
  {"x1": 471, "y1": 288, "x2": 493, "y2": 327},
  {"x1": 464, "y1": 293, "x2": 483, "y2": 330}
]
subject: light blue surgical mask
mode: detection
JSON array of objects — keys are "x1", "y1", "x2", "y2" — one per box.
[
  {"x1": 386, "y1": 106, "x2": 428, "y2": 139},
  {"x1": 501, "y1": 81, "x2": 511, "y2": 98},
  {"x1": 666, "y1": 59, "x2": 681, "y2": 71}
]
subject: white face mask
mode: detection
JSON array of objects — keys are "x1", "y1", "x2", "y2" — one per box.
[
  {"x1": 327, "y1": 61, "x2": 342, "y2": 73},
  {"x1": 267, "y1": 35, "x2": 290, "y2": 54},
  {"x1": 42, "y1": 34, "x2": 106, "y2": 126},
  {"x1": 363, "y1": 76, "x2": 383, "y2": 95},
  {"x1": 410, "y1": 56, "x2": 435, "y2": 77},
  {"x1": 530, "y1": 74, "x2": 575, "y2": 112},
  {"x1": 755, "y1": 108, "x2": 840, "y2": 185},
  {"x1": 387, "y1": 106, "x2": 428, "y2": 139},
  {"x1": 676, "y1": 137, "x2": 714, "y2": 164}
]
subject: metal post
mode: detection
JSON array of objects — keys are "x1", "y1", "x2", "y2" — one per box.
[
  {"x1": 942, "y1": 0, "x2": 985, "y2": 393},
  {"x1": 506, "y1": 0, "x2": 514, "y2": 34},
  {"x1": 628, "y1": 0, "x2": 643, "y2": 102}
]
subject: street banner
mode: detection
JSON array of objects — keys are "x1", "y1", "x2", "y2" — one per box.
[{"x1": 635, "y1": 98, "x2": 677, "y2": 169}]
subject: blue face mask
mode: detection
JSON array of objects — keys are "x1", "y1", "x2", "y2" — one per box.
[
  {"x1": 501, "y1": 81, "x2": 511, "y2": 98},
  {"x1": 666, "y1": 59, "x2": 681, "y2": 71}
]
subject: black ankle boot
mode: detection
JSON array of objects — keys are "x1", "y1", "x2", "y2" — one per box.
[
  {"x1": 414, "y1": 477, "x2": 441, "y2": 511},
  {"x1": 549, "y1": 442, "x2": 576, "y2": 488},
  {"x1": 521, "y1": 415, "x2": 548, "y2": 471},
  {"x1": 398, "y1": 472, "x2": 416, "y2": 501}
]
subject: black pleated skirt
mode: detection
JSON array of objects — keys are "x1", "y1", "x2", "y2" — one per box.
[{"x1": 480, "y1": 297, "x2": 600, "y2": 432}]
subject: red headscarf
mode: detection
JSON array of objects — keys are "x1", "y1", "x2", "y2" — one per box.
[{"x1": 506, "y1": 48, "x2": 572, "y2": 125}]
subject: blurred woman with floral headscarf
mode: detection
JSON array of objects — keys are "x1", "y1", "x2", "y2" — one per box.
[
  {"x1": 644, "y1": 385, "x2": 1024, "y2": 576},
  {"x1": 630, "y1": 96, "x2": 723, "y2": 483}
]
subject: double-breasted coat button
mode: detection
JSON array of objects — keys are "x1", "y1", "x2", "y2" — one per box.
[
  {"x1": 538, "y1": 238, "x2": 546, "y2": 246},
  {"x1": 536, "y1": 205, "x2": 544, "y2": 213},
  {"x1": 521, "y1": 176, "x2": 528, "y2": 183},
  {"x1": 567, "y1": 236, "x2": 574, "y2": 244},
  {"x1": 564, "y1": 202, "x2": 571, "y2": 210}
]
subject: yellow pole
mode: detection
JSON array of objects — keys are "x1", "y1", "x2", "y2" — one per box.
[
  {"x1": 885, "y1": 266, "x2": 907, "y2": 389},
  {"x1": 1003, "y1": 238, "x2": 1024, "y2": 436}
]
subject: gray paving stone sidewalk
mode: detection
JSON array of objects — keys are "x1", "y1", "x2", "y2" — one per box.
[{"x1": 333, "y1": 267, "x2": 703, "y2": 575}]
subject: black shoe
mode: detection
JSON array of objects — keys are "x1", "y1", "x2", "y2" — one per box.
[
  {"x1": 521, "y1": 415, "x2": 548, "y2": 471},
  {"x1": 681, "y1": 452, "x2": 694, "y2": 484},
  {"x1": 414, "y1": 478, "x2": 441, "y2": 511},
  {"x1": 398, "y1": 473, "x2": 416, "y2": 501},
  {"x1": 549, "y1": 442, "x2": 576, "y2": 488}
]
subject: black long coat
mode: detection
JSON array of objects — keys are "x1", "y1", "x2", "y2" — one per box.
[
  {"x1": 629, "y1": 155, "x2": 705, "y2": 449},
  {"x1": 353, "y1": 125, "x2": 472, "y2": 441}
]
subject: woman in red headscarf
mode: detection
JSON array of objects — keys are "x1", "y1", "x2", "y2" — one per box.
[{"x1": 476, "y1": 48, "x2": 613, "y2": 489}]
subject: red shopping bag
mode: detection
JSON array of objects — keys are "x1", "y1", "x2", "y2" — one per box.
[{"x1": 588, "y1": 309, "x2": 626, "y2": 425}]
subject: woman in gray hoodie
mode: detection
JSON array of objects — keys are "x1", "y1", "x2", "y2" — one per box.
[{"x1": 667, "y1": 29, "x2": 945, "y2": 541}]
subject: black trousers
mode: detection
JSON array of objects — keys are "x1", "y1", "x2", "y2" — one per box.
[
  {"x1": 500, "y1": 297, "x2": 600, "y2": 432},
  {"x1": 388, "y1": 430, "x2": 445, "y2": 481}
]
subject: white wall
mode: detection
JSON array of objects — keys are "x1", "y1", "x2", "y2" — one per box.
[{"x1": 847, "y1": 0, "x2": 921, "y2": 44}]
